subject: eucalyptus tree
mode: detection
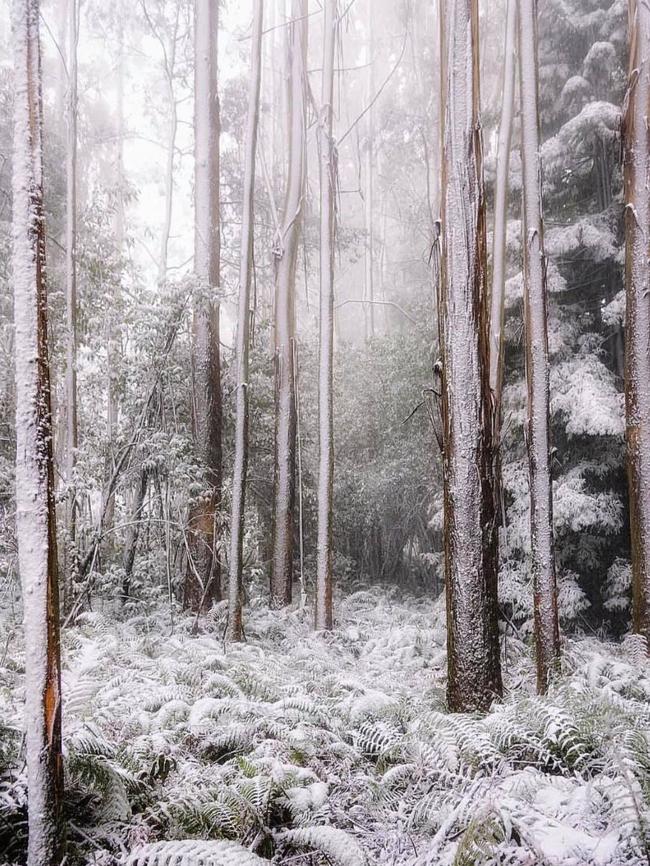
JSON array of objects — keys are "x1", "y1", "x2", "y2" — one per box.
[
  {"x1": 315, "y1": 0, "x2": 337, "y2": 631},
  {"x1": 519, "y1": 0, "x2": 561, "y2": 690},
  {"x1": 65, "y1": 0, "x2": 79, "y2": 548},
  {"x1": 438, "y1": 0, "x2": 502, "y2": 713},
  {"x1": 624, "y1": 0, "x2": 650, "y2": 648},
  {"x1": 270, "y1": 0, "x2": 308, "y2": 608},
  {"x1": 185, "y1": 0, "x2": 222, "y2": 611},
  {"x1": 227, "y1": 0, "x2": 264, "y2": 642},
  {"x1": 12, "y1": 0, "x2": 64, "y2": 861}
]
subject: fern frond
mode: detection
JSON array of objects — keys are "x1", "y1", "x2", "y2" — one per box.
[{"x1": 125, "y1": 839, "x2": 267, "y2": 866}]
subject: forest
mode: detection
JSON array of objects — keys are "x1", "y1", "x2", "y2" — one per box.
[{"x1": 1, "y1": 0, "x2": 649, "y2": 863}]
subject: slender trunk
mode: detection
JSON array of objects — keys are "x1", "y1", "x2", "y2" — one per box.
[
  {"x1": 227, "y1": 0, "x2": 263, "y2": 642},
  {"x1": 158, "y1": 3, "x2": 181, "y2": 283},
  {"x1": 122, "y1": 467, "x2": 149, "y2": 601},
  {"x1": 12, "y1": 1, "x2": 64, "y2": 862},
  {"x1": 625, "y1": 0, "x2": 650, "y2": 649},
  {"x1": 65, "y1": 0, "x2": 78, "y2": 542},
  {"x1": 364, "y1": 10, "x2": 374, "y2": 340},
  {"x1": 270, "y1": 0, "x2": 307, "y2": 608},
  {"x1": 315, "y1": 0, "x2": 337, "y2": 631},
  {"x1": 185, "y1": 0, "x2": 222, "y2": 613},
  {"x1": 489, "y1": 0, "x2": 516, "y2": 402},
  {"x1": 438, "y1": 0, "x2": 502, "y2": 713},
  {"x1": 519, "y1": 0, "x2": 561, "y2": 692}
]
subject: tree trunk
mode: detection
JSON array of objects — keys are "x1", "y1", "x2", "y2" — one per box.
[
  {"x1": 315, "y1": 0, "x2": 337, "y2": 631},
  {"x1": 185, "y1": 0, "x2": 222, "y2": 612},
  {"x1": 625, "y1": 0, "x2": 650, "y2": 649},
  {"x1": 519, "y1": 0, "x2": 561, "y2": 692},
  {"x1": 122, "y1": 467, "x2": 149, "y2": 602},
  {"x1": 438, "y1": 0, "x2": 502, "y2": 713},
  {"x1": 227, "y1": 0, "x2": 263, "y2": 642},
  {"x1": 364, "y1": 9, "x2": 375, "y2": 340},
  {"x1": 270, "y1": 0, "x2": 308, "y2": 609},
  {"x1": 12, "y1": 1, "x2": 64, "y2": 862},
  {"x1": 489, "y1": 0, "x2": 516, "y2": 403},
  {"x1": 65, "y1": 0, "x2": 78, "y2": 544}
]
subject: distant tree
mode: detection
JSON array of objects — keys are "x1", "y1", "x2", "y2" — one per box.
[
  {"x1": 315, "y1": 0, "x2": 337, "y2": 631},
  {"x1": 185, "y1": 0, "x2": 222, "y2": 611},
  {"x1": 438, "y1": 0, "x2": 502, "y2": 712},
  {"x1": 519, "y1": 0, "x2": 561, "y2": 690},
  {"x1": 227, "y1": 0, "x2": 263, "y2": 642},
  {"x1": 624, "y1": 0, "x2": 650, "y2": 648},
  {"x1": 270, "y1": 0, "x2": 308, "y2": 609},
  {"x1": 65, "y1": 0, "x2": 79, "y2": 552},
  {"x1": 12, "y1": 0, "x2": 64, "y2": 862}
]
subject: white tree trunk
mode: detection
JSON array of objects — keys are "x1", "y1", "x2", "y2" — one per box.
[
  {"x1": 519, "y1": 0, "x2": 560, "y2": 692},
  {"x1": 315, "y1": 0, "x2": 337, "y2": 631},
  {"x1": 489, "y1": 0, "x2": 516, "y2": 401},
  {"x1": 12, "y1": 1, "x2": 64, "y2": 862},
  {"x1": 270, "y1": 0, "x2": 308, "y2": 608},
  {"x1": 625, "y1": 0, "x2": 650, "y2": 649},
  {"x1": 439, "y1": 0, "x2": 502, "y2": 713},
  {"x1": 65, "y1": 0, "x2": 78, "y2": 541},
  {"x1": 227, "y1": 0, "x2": 263, "y2": 642}
]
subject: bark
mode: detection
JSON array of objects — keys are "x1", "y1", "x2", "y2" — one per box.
[
  {"x1": 438, "y1": 0, "x2": 502, "y2": 713},
  {"x1": 121, "y1": 467, "x2": 149, "y2": 602},
  {"x1": 624, "y1": 0, "x2": 650, "y2": 648},
  {"x1": 315, "y1": 0, "x2": 337, "y2": 631},
  {"x1": 12, "y1": 1, "x2": 64, "y2": 862},
  {"x1": 489, "y1": 0, "x2": 516, "y2": 403},
  {"x1": 270, "y1": 0, "x2": 307, "y2": 609},
  {"x1": 185, "y1": 0, "x2": 222, "y2": 612},
  {"x1": 364, "y1": 11, "x2": 375, "y2": 340},
  {"x1": 227, "y1": 0, "x2": 263, "y2": 642},
  {"x1": 65, "y1": 0, "x2": 79, "y2": 542},
  {"x1": 519, "y1": 0, "x2": 561, "y2": 692}
]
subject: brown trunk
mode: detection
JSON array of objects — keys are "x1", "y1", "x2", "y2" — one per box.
[
  {"x1": 12, "y1": 1, "x2": 64, "y2": 862},
  {"x1": 625, "y1": 0, "x2": 650, "y2": 648},
  {"x1": 438, "y1": 0, "x2": 502, "y2": 713}
]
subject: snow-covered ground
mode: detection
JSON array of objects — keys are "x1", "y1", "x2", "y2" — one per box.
[{"x1": 2, "y1": 588, "x2": 650, "y2": 865}]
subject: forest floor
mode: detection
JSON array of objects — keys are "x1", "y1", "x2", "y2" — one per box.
[{"x1": 2, "y1": 587, "x2": 650, "y2": 866}]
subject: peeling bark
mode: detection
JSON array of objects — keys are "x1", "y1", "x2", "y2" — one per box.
[
  {"x1": 624, "y1": 0, "x2": 650, "y2": 648},
  {"x1": 227, "y1": 0, "x2": 263, "y2": 642},
  {"x1": 186, "y1": 0, "x2": 222, "y2": 612},
  {"x1": 315, "y1": 0, "x2": 337, "y2": 631},
  {"x1": 270, "y1": 0, "x2": 307, "y2": 609},
  {"x1": 519, "y1": 0, "x2": 561, "y2": 692},
  {"x1": 12, "y1": 1, "x2": 64, "y2": 861},
  {"x1": 439, "y1": 0, "x2": 502, "y2": 713}
]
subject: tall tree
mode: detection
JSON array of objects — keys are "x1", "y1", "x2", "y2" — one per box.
[
  {"x1": 315, "y1": 0, "x2": 337, "y2": 630},
  {"x1": 270, "y1": 0, "x2": 307, "y2": 608},
  {"x1": 624, "y1": 0, "x2": 650, "y2": 648},
  {"x1": 12, "y1": 0, "x2": 64, "y2": 862},
  {"x1": 519, "y1": 0, "x2": 561, "y2": 691},
  {"x1": 364, "y1": 10, "x2": 375, "y2": 340},
  {"x1": 438, "y1": 0, "x2": 502, "y2": 713},
  {"x1": 185, "y1": 0, "x2": 222, "y2": 611},
  {"x1": 65, "y1": 0, "x2": 79, "y2": 545},
  {"x1": 227, "y1": 0, "x2": 264, "y2": 642},
  {"x1": 489, "y1": 0, "x2": 516, "y2": 405}
]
